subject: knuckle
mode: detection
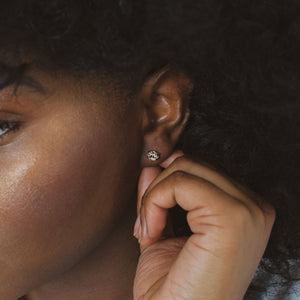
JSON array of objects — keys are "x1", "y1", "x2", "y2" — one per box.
[
  {"x1": 171, "y1": 155, "x2": 186, "y2": 168},
  {"x1": 269, "y1": 205, "x2": 276, "y2": 223},
  {"x1": 231, "y1": 201, "x2": 253, "y2": 225},
  {"x1": 264, "y1": 200, "x2": 276, "y2": 218},
  {"x1": 170, "y1": 170, "x2": 188, "y2": 183},
  {"x1": 232, "y1": 198, "x2": 275, "y2": 231},
  {"x1": 141, "y1": 189, "x2": 154, "y2": 206},
  {"x1": 262, "y1": 201, "x2": 276, "y2": 228},
  {"x1": 252, "y1": 196, "x2": 277, "y2": 227},
  {"x1": 248, "y1": 192, "x2": 276, "y2": 223}
]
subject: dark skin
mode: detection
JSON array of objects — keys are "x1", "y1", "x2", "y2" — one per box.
[
  {"x1": 0, "y1": 65, "x2": 192, "y2": 300},
  {"x1": 0, "y1": 64, "x2": 275, "y2": 300}
]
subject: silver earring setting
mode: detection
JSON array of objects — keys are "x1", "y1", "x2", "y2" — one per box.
[{"x1": 146, "y1": 150, "x2": 160, "y2": 161}]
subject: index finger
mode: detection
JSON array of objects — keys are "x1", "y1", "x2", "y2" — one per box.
[{"x1": 141, "y1": 155, "x2": 266, "y2": 214}]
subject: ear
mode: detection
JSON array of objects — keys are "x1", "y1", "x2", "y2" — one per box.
[{"x1": 140, "y1": 65, "x2": 193, "y2": 167}]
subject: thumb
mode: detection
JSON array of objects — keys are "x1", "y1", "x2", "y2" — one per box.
[
  {"x1": 136, "y1": 166, "x2": 162, "y2": 215},
  {"x1": 134, "y1": 166, "x2": 162, "y2": 240},
  {"x1": 134, "y1": 150, "x2": 185, "y2": 250},
  {"x1": 159, "y1": 150, "x2": 184, "y2": 169},
  {"x1": 135, "y1": 149, "x2": 184, "y2": 216}
]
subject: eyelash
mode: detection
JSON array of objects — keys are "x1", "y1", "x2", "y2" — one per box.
[{"x1": 0, "y1": 120, "x2": 21, "y2": 140}]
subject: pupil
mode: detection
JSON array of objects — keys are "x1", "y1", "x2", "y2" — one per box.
[{"x1": 0, "y1": 122, "x2": 11, "y2": 134}]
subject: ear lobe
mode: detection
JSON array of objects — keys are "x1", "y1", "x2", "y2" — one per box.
[{"x1": 140, "y1": 66, "x2": 193, "y2": 167}]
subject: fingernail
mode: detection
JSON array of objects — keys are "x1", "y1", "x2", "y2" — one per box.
[
  {"x1": 159, "y1": 150, "x2": 184, "y2": 168},
  {"x1": 133, "y1": 215, "x2": 141, "y2": 238},
  {"x1": 142, "y1": 217, "x2": 149, "y2": 239},
  {"x1": 138, "y1": 219, "x2": 142, "y2": 240}
]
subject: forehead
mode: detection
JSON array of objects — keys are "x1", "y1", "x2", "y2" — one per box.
[
  {"x1": 0, "y1": 61, "x2": 82, "y2": 112},
  {"x1": 0, "y1": 61, "x2": 122, "y2": 117},
  {"x1": 0, "y1": 48, "x2": 134, "y2": 113}
]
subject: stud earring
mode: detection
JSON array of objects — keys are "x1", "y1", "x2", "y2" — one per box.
[{"x1": 146, "y1": 150, "x2": 160, "y2": 161}]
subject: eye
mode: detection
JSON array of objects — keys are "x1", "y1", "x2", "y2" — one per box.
[{"x1": 0, "y1": 120, "x2": 21, "y2": 140}]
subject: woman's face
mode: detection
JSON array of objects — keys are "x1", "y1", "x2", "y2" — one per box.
[{"x1": 0, "y1": 67, "x2": 143, "y2": 298}]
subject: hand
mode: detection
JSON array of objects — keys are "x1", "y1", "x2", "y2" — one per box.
[{"x1": 133, "y1": 150, "x2": 276, "y2": 300}]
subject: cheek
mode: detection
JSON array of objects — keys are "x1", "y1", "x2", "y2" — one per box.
[{"x1": 0, "y1": 112, "x2": 140, "y2": 296}]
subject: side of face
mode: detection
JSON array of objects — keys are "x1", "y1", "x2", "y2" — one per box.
[
  {"x1": 0, "y1": 70, "x2": 143, "y2": 299},
  {"x1": 0, "y1": 63, "x2": 191, "y2": 299}
]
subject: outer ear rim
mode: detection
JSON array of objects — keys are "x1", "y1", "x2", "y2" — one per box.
[
  {"x1": 140, "y1": 66, "x2": 193, "y2": 167},
  {"x1": 142, "y1": 67, "x2": 193, "y2": 132}
]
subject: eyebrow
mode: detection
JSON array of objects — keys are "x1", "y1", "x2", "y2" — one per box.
[
  {"x1": 0, "y1": 62, "x2": 47, "y2": 95},
  {"x1": 18, "y1": 74, "x2": 47, "y2": 95}
]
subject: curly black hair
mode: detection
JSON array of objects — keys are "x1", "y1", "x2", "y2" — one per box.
[{"x1": 1, "y1": 1, "x2": 299, "y2": 298}]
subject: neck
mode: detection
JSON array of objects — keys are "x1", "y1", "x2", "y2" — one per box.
[{"x1": 24, "y1": 201, "x2": 140, "y2": 300}]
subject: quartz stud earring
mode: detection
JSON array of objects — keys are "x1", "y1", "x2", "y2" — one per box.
[{"x1": 147, "y1": 150, "x2": 160, "y2": 161}]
